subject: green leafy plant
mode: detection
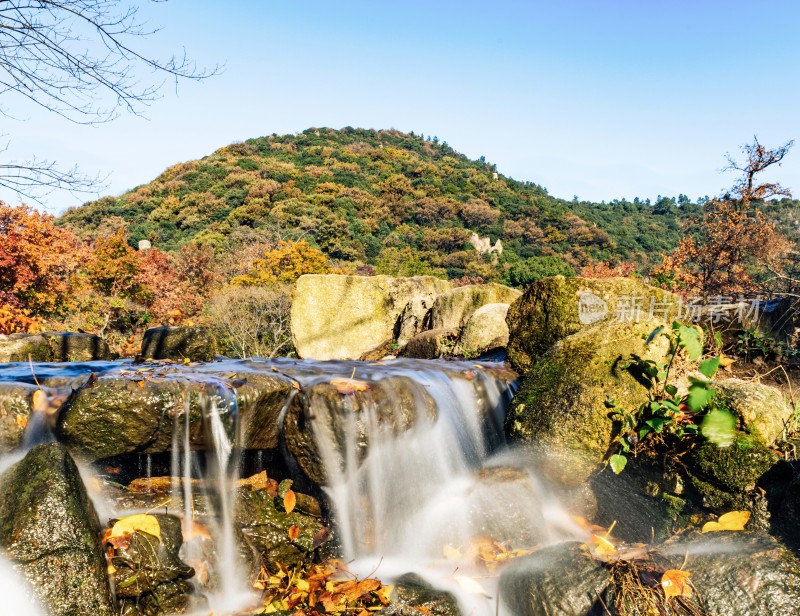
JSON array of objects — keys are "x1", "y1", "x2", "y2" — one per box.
[{"x1": 607, "y1": 321, "x2": 736, "y2": 474}]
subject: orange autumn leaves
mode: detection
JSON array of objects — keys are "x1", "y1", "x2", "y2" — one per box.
[{"x1": 253, "y1": 560, "x2": 391, "y2": 615}]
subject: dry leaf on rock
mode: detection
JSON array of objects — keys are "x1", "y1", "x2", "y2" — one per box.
[
  {"x1": 701, "y1": 510, "x2": 750, "y2": 533},
  {"x1": 661, "y1": 569, "x2": 692, "y2": 599}
]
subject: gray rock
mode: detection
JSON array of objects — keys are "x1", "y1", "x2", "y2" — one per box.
[
  {"x1": 383, "y1": 573, "x2": 461, "y2": 616},
  {"x1": 0, "y1": 442, "x2": 114, "y2": 615},
  {"x1": 455, "y1": 302, "x2": 511, "y2": 356},
  {"x1": 0, "y1": 381, "x2": 36, "y2": 451}
]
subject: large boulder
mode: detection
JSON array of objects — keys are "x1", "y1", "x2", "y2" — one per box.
[
  {"x1": 291, "y1": 274, "x2": 451, "y2": 360},
  {"x1": 0, "y1": 332, "x2": 111, "y2": 363},
  {"x1": 140, "y1": 326, "x2": 217, "y2": 362},
  {"x1": 455, "y1": 303, "x2": 511, "y2": 356},
  {"x1": 426, "y1": 283, "x2": 521, "y2": 331},
  {"x1": 506, "y1": 319, "x2": 670, "y2": 484},
  {"x1": 714, "y1": 378, "x2": 793, "y2": 444},
  {"x1": 506, "y1": 276, "x2": 679, "y2": 373},
  {"x1": 0, "y1": 443, "x2": 114, "y2": 615}
]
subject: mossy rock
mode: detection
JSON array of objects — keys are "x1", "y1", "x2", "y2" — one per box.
[
  {"x1": 686, "y1": 431, "x2": 778, "y2": 512},
  {"x1": 455, "y1": 302, "x2": 511, "y2": 356},
  {"x1": 506, "y1": 319, "x2": 670, "y2": 484},
  {"x1": 383, "y1": 573, "x2": 462, "y2": 616},
  {"x1": 0, "y1": 443, "x2": 114, "y2": 616},
  {"x1": 506, "y1": 276, "x2": 679, "y2": 373}
]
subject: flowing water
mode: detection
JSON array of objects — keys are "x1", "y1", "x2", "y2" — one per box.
[{"x1": 0, "y1": 357, "x2": 586, "y2": 615}]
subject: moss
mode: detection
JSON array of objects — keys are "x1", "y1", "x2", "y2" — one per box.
[
  {"x1": 686, "y1": 432, "x2": 778, "y2": 512},
  {"x1": 506, "y1": 276, "x2": 679, "y2": 373}
]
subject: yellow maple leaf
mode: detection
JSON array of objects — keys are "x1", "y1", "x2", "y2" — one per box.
[
  {"x1": 661, "y1": 569, "x2": 692, "y2": 599},
  {"x1": 109, "y1": 513, "x2": 161, "y2": 542},
  {"x1": 701, "y1": 510, "x2": 750, "y2": 533}
]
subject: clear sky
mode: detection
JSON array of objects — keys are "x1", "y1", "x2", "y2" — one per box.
[{"x1": 4, "y1": 0, "x2": 800, "y2": 213}]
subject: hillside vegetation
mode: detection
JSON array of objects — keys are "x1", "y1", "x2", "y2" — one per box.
[{"x1": 59, "y1": 127, "x2": 704, "y2": 285}]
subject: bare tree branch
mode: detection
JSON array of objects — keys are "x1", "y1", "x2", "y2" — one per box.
[{"x1": 0, "y1": 0, "x2": 221, "y2": 202}]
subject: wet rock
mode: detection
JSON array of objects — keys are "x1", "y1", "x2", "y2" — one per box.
[
  {"x1": 506, "y1": 319, "x2": 671, "y2": 484},
  {"x1": 400, "y1": 328, "x2": 458, "y2": 359},
  {"x1": 0, "y1": 331, "x2": 111, "y2": 362},
  {"x1": 685, "y1": 431, "x2": 778, "y2": 516},
  {"x1": 111, "y1": 514, "x2": 194, "y2": 599},
  {"x1": 657, "y1": 531, "x2": 800, "y2": 615},
  {"x1": 57, "y1": 368, "x2": 294, "y2": 461},
  {"x1": 426, "y1": 283, "x2": 521, "y2": 331},
  {"x1": 0, "y1": 442, "x2": 114, "y2": 615},
  {"x1": 140, "y1": 326, "x2": 217, "y2": 362},
  {"x1": 238, "y1": 485, "x2": 327, "y2": 571},
  {"x1": 455, "y1": 302, "x2": 511, "y2": 356},
  {"x1": 119, "y1": 580, "x2": 198, "y2": 615},
  {"x1": 498, "y1": 542, "x2": 610, "y2": 616},
  {"x1": 506, "y1": 276, "x2": 679, "y2": 373},
  {"x1": 714, "y1": 378, "x2": 792, "y2": 444},
  {"x1": 0, "y1": 381, "x2": 35, "y2": 451},
  {"x1": 291, "y1": 274, "x2": 451, "y2": 360},
  {"x1": 383, "y1": 573, "x2": 461, "y2": 616}
]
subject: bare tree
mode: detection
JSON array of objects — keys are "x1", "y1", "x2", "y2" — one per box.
[
  {"x1": 207, "y1": 285, "x2": 295, "y2": 359},
  {"x1": 0, "y1": 0, "x2": 219, "y2": 202}
]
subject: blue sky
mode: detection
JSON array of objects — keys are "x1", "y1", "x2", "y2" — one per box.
[{"x1": 5, "y1": 0, "x2": 799, "y2": 212}]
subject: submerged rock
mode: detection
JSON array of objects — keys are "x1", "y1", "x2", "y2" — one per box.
[
  {"x1": 0, "y1": 442, "x2": 114, "y2": 615},
  {"x1": 506, "y1": 276, "x2": 679, "y2": 373},
  {"x1": 0, "y1": 331, "x2": 111, "y2": 363},
  {"x1": 291, "y1": 274, "x2": 452, "y2": 360},
  {"x1": 140, "y1": 326, "x2": 217, "y2": 362},
  {"x1": 506, "y1": 319, "x2": 670, "y2": 484},
  {"x1": 57, "y1": 367, "x2": 295, "y2": 461}
]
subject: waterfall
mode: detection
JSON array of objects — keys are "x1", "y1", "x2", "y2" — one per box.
[{"x1": 298, "y1": 359, "x2": 582, "y2": 614}]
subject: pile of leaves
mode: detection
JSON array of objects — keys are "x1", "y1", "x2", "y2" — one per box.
[
  {"x1": 582, "y1": 511, "x2": 751, "y2": 616},
  {"x1": 253, "y1": 559, "x2": 391, "y2": 615}
]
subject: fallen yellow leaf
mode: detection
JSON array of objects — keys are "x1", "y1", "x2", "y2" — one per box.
[
  {"x1": 109, "y1": 513, "x2": 161, "y2": 543},
  {"x1": 701, "y1": 510, "x2": 750, "y2": 533},
  {"x1": 661, "y1": 569, "x2": 692, "y2": 599},
  {"x1": 15, "y1": 414, "x2": 27, "y2": 429},
  {"x1": 288, "y1": 525, "x2": 300, "y2": 541}
]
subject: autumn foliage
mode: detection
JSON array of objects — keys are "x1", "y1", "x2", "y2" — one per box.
[{"x1": 652, "y1": 138, "x2": 794, "y2": 298}]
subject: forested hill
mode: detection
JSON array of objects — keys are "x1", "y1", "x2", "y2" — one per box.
[{"x1": 58, "y1": 127, "x2": 702, "y2": 285}]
